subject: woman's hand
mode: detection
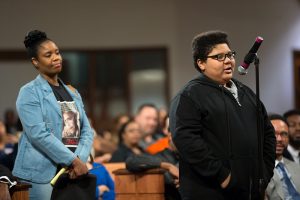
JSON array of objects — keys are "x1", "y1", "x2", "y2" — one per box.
[
  {"x1": 98, "y1": 185, "x2": 109, "y2": 196},
  {"x1": 160, "y1": 162, "x2": 179, "y2": 179},
  {"x1": 69, "y1": 157, "x2": 88, "y2": 179},
  {"x1": 174, "y1": 178, "x2": 180, "y2": 188},
  {"x1": 160, "y1": 162, "x2": 180, "y2": 188}
]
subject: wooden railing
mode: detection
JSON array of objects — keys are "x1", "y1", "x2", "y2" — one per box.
[
  {"x1": 10, "y1": 182, "x2": 31, "y2": 200},
  {"x1": 102, "y1": 162, "x2": 126, "y2": 180},
  {"x1": 113, "y1": 168, "x2": 165, "y2": 200}
]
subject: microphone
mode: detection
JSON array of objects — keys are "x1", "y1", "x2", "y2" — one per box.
[{"x1": 238, "y1": 36, "x2": 263, "y2": 75}]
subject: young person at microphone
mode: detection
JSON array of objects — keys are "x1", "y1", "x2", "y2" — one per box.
[
  {"x1": 169, "y1": 30, "x2": 276, "y2": 200},
  {"x1": 12, "y1": 30, "x2": 94, "y2": 200}
]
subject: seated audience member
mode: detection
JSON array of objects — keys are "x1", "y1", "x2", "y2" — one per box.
[
  {"x1": 110, "y1": 120, "x2": 145, "y2": 162},
  {"x1": 0, "y1": 121, "x2": 18, "y2": 171},
  {"x1": 0, "y1": 120, "x2": 19, "y2": 147},
  {"x1": 3, "y1": 109, "x2": 22, "y2": 135},
  {"x1": 87, "y1": 118, "x2": 114, "y2": 164},
  {"x1": 283, "y1": 109, "x2": 300, "y2": 164},
  {"x1": 151, "y1": 117, "x2": 179, "y2": 167},
  {"x1": 126, "y1": 153, "x2": 180, "y2": 200},
  {"x1": 146, "y1": 115, "x2": 171, "y2": 155},
  {"x1": 266, "y1": 114, "x2": 300, "y2": 200},
  {"x1": 111, "y1": 113, "x2": 131, "y2": 145},
  {"x1": 158, "y1": 107, "x2": 168, "y2": 130},
  {"x1": 126, "y1": 117, "x2": 181, "y2": 200},
  {"x1": 87, "y1": 156, "x2": 115, "y2": 200},
  {"x1": 134, "y1": 103, "x2": 164, "y2": 154},
  {"x1": 93, "y1": 129, "x2": 116, "y2": 164},
  {"x1": 114, "y1": 114, "x2": 131, "y2": 132},
  {"x1": 0, "y1": 164, "x2": 17, "y2": 200}
]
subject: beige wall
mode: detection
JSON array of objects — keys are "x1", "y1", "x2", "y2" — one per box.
[
  {"x1": 0, "y1": 61, "x2": 36, "y2": 117},
  {"x1": 0, "y1": 0, "x2": 300, "y2": 118},
  {"x1": 173, "y1": 0, "x2": 300, "y2": 114}
]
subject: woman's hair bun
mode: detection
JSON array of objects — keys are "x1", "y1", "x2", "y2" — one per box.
[{"x1": 24, "y1": 30, "x2": 48, "y2": 49}]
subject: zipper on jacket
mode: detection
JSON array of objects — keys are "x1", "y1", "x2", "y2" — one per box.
[{"x1": 220, "y1": 85, "x2": 233, "y2": 159}]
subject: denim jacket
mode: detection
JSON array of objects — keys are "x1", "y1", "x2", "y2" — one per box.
[{"x1": 13, "y1": 75, "x2": 93, "y2": 183}]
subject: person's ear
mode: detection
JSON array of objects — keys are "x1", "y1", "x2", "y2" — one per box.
[
  {"x1": 31, "y1": 58, "x2": 39, "y2": 69},
  {"x1": 197, "y1": 59, "x2": 206, "y2": 72}
]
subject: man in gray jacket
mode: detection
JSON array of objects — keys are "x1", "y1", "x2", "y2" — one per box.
[{"x1": 266, "y1": 114, "x2": 300, "y2": 200}]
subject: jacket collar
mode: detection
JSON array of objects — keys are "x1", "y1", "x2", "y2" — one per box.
[
  {"x1": 36, "y1": 75, "x2": 62, "y2": 117},
  {"x1": 36, "y1": 74, "x2": 53, "y2": 93},
  {"x1": 35, "y1": 74, "x2": 80, "y2": 118},
  {"x1": 35, "y1": 74, "x2": 78, "y2": 97},
  {"x1": 35, "y1": 74, "x2": 71, "y2": 94},
  {"x1": 195, "y1": 73, "x2": 244, "y2": 89}
]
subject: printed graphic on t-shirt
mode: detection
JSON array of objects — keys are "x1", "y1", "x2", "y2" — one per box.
[{"x1": 59, "y1": 101, "x2": 80, "y2": 149}]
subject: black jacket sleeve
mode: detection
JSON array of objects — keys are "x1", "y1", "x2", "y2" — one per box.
[
  {"x1": 125, "y1": 155, "x2": 161, "y2": 172},
  {"x1": 261, "y1": 103, "x2": 276, "y2": 186},
  {"x1": 170, "y1": 94, "x2": 230, "y2": 185}
]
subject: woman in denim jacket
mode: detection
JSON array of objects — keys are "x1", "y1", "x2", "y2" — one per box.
[{"x1": 12, "y1": 30, "x2": 94, "y2": 200}]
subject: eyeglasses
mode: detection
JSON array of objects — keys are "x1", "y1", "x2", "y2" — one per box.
[
  {"x1": 275, "y1": 131, "x2": 289, "y2": 138},
  {"x1": 206, "y1": 51, "x2": 236, "y2": 61}
]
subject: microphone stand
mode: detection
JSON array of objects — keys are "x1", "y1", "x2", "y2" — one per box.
[{"x1": 254, "y1": 55, "x2": 265, "y2": 200}]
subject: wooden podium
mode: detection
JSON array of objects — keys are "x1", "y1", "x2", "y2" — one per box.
[
  {"x1": 113, "y1": 168, "x2": 165, "y2": 200},
  {"x1": 10, "y1": 182, "x2": 31, "y2": 200}
]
